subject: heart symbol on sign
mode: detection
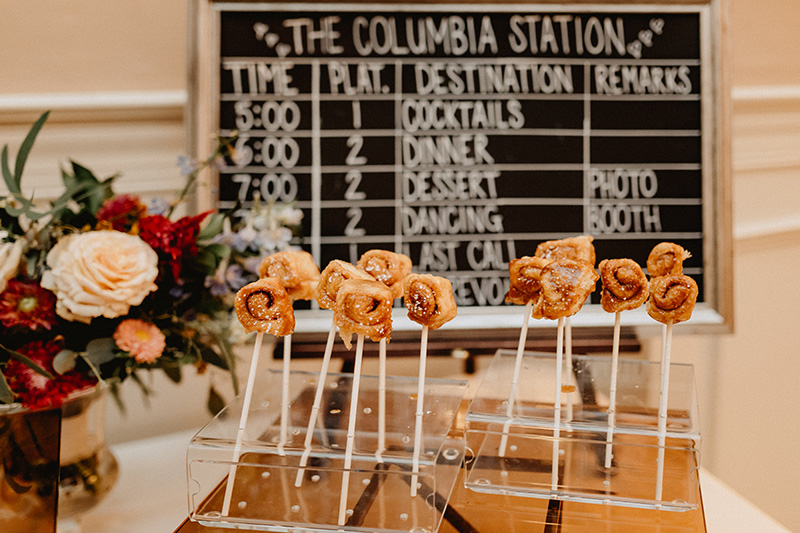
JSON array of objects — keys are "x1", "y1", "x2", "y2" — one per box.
[
  {"x1": 650, "y1": 18, "x2": 665, "y2": 35},
  {"x1": 276, "y1": 43, "x2": 291, "y2": 57},
  {"x1": 627, "y1": 40, "x2": 642, "y2": 59},
  {"x1": 253, "y1": 23, "x2": 269, "y2": 40},
  {"x1": 265, "y1": 33, "x2": 280, "y2": 48},
  {"x1": 639, "y1": 29, "x2": 654, "y2": 47}
]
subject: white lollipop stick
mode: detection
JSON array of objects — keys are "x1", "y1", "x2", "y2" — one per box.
[
  {"x1": 376, "y1": 338, "x2": 387, "y2": 463},
  {"x1": 278, "y1": 334, "x2": 292, "y2": 456},
  {"x1": 410, "y1": 325, "x2": 429, "y2": 497},
  {"x1": 295, "y1": 321, "x2": 337, "y2": 487},
  {"x1": 499, "y1": 301, "x2": 533, "y2": 457},
  {"x1": 338, "y1": 334, "x2": 365, "y2": 526},
  {"x1": 604, "y1": 311, "x2": 621, "y2": 469},
  {"x1": 551, "y1": 317, "x2": 565, "y2": 492},
  {"x1": 565, "y1": 316, "x2": 574, "y2": 423},
  {"x1": 656, "y1": 321, "x2": 673, "y2": 500},
  {"x1": 222, "y1": 331, "x2": 265, "y2": 516}
]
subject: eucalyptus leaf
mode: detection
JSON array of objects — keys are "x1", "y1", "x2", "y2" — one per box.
[
  {"x1": 194, "y1": 249, "x2": 219, "y2": 272},
  {"x1": 1, "y1": 145, "x2": 18, "y2": 195},
  {"x1": 84, "y1": 337, "x2": 117, "y2": 366},
  {"x1": 53, "y1": 349, "x2": 78, "y2": 375},
  {"x1": 162, "y1": 364, "x2": 182, "y2": 384},
  {"x1": 0, "y1": 372, "x2": 15, "y2": 404},
  {"x1": 0, "y1": 342, "x2": 54, "y2": 379},
  {"x1": 207, "y1": 386, "x2": 226, "y2": 415},
  {"x1": 197, "y1": 213, "x2": 226, "y2": 242},
  {"x1": 13, "y1": 111, "x2": 50, "y2": 187}
]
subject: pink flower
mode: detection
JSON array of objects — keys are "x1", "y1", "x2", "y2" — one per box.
[{"x1": 113, "y1": 319, "x2": 166, "y2": 364}]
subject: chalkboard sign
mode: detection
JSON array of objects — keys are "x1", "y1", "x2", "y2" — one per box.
[{"x1": 190, "y1": 1, "x2": 731, "y2": 332}]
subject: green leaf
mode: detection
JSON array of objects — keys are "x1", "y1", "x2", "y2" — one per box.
[
  {"x1": 1, "y1": 145, "x2": 19, "y2": 195},
  {"x1": 84, "y1": 338, "x2": 117, "y2": 366},
  {"x1": 193, "y1": 249, "x2": 219, "y2": 272},
  {"x1": 13, "y1": 111, "x2": 50, "y2": 187},
  {"x1": 207, "y1": 386, "x2": 226, "y2": 415},
  {"x1": 162, "y1": 364, "x2": 182, "y2": 383},
  {"x1": 67, "y1": 161, "x2": 115, "y2": 214},
  {"x1": 210, "y1": 331, "x2": 239, "y2": 396},
  {"x1": 197, "y1": 213, "x2": 226, "y2": 242},
  {"x1": 109, "y1": 382, "x2": 126, "y2": 414},
  {"x1": 53, "y1": 349, "x2": 78, "y2": 375},
  {"x1": 0, "y1": 343, "x2": 54, "y2": 380},
  {"x1": 0, "y1": 372, "x2": 15, "y2": 404}
]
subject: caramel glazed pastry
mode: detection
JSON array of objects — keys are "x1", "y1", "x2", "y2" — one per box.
[
  {"x1": 258, "y1": 250, "x2": 321, "y2": 301},
  {"x1": 599, "y1": 258, "x2": 650, "y2": 313},
  {"x1": 646, "y1": 241, "x2": 691, "y2": 278},
  {"x1": 533, "y1": 258, "x2": 599, "y2": 320},
  {"x1": 333, "y1": 279, "x2": 394, "y2": 349},
  {"x1": 315, "y1": 260, "x2": 373, "y2": 310},
  {"x1": 357, "y1": 249, "x2": 412, "y2": 300},
  {"x1": 504, "y1": 256, "x2": 551, "y2": 306},
  {"x1": 535, "y1": 234, "x2": 596, "y2": 265},
  {"x1": 647, "y1": 274, "x2": 698, "y2": 325},
  {"x1": 234, "y1": 277, "x2": 296, "y2": 337},
  {"x1": 403, "y1": 273, "x2": 458, "y2": 330}
]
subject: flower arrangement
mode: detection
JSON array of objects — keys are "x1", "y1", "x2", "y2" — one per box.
[{"x1": 0, "y1": 112, "x2": 303, "y2": 412}]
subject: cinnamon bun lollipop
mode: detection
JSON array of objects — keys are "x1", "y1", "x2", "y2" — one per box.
[
  {"x1": 234, "y1": 278, "x2": 295, "y2": 336},
  {"x1": 315, "y1": 260, "x2": 373, "y2": 310},
  {"x1": 258, "y1": 250, "x2": 320, "y2": 301},
  {"x1": 534, "y1": 258, "x2": 599, "y2": 320},
  {"x1": 403, "y1": 273, "x2": 457, "y2": 498},
  {"x1": 647, "y1": 274, "x2": 698, "y2": 324},
  {"x1": 598, "y1": 258, "x2": 648, "y2": 469},
  {"x1": 505, "y1": 256, "x2": 551, "y2": 305},
  {"x1": 224, "y1": 277, "x2": 294, "y2": 515},
  {"x1": 333, "y1": 279, "x2": 394, "y2": 348},
  {"x1": 403, "y1": 273, "x2": 457, "y2": 330},
  {"x1": 357, "y1": 249, "x2": 412, "y2": 299},
  {"x1": 535, "y1": 235, "x2": 596, "y2": 266},
  {"x1": 599, "y1": 258, "x2": 650, "y2": 313},
  {"x1": 647, "y1": 242, "x2": 691, "y2": 278}
]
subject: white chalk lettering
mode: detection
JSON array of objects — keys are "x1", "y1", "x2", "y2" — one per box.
[
  {"x1": 418, "y1": 241, "x2": 460, "y2": 271},
  {"x1": 403, "y1": 170, "x2": 499, "y2": 201},
  {"x1": 402, "y1": 205, "x2": 504, "y2": 235},
  {"x1": 466, "y1": 240, "x2": 516, "y2": 270},
  {"x1": 353, "y1": 15, "x2": 497, "y2": 56},
  {"x1": 589, "y1": 204, "x2": 663, "y2": 233},
  {"x1": 451, "y1": 276, "x2": 509, "y2": 306},
  {"x1": 327, "y1": 62, "x2": 385, "y2": 94},
  {"x1": 402, "y1": 134, "x2": 494, "y2": 167},
  {"x1": 402, "y1": 99, "x2": 524, "y2": 132},
  {"x1": 283, "y1": 16, "x2": 344, "y2": 55},
  {"x1": 415, "y1": 63, "x2": 573, "y2": 95},
  {"x1": 224, "y1": 63, "x2": 298, "y2": 96},
  {"x1": 594, "y1": 64, "x2": 693, "y2": 95},
  {"x1": 509, "y1": 15, "x2": 624, "y2": 56},
  {"x1": 589, "y1": 168, "x2": 658, "y2": 199}
]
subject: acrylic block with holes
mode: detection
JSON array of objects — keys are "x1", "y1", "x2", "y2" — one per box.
[
  {"x1": 463, "y1": 350, "x2": 701, "y2": 511},
  {"x1": 187, "y1": 368, "x2": 467, "y2": 532}
]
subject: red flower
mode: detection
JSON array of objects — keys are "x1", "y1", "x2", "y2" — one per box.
[
  {"x1": 4, "y1": 340, "x2": 96, "y2": 410},
  {"x1": 0, "y1": 280, "x2": 57, "y2": 331},
  {"x1": 138, "y1": 211, "x2": 211, "y2": 280},
  {"x1": 96, "y1": 194, "x2": 147, "y2": 232}
]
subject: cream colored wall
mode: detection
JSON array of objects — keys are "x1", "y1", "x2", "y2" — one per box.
[{"x1": 2, "y1": 0, "x2": 800, "y2": 530}]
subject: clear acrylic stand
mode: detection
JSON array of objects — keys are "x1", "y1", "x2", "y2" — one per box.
[
  {"x1": 187, "y1": 369, "x2": 467, "y2": 532},
  {"x1": 464, "y1": 350, "x2": 701, "y2": 511}
]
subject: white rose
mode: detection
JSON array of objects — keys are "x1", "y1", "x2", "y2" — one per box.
[
  {"x1": 0, "y1": 239, "x2": 24, "y2": 293},
  {"x1": 41, "y1": 231, "x2": 159, "y2": 323}
]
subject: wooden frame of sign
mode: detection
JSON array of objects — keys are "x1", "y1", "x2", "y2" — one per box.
[{"x1": 188, "y1": 0, "x2": 732, "y2": 342}]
